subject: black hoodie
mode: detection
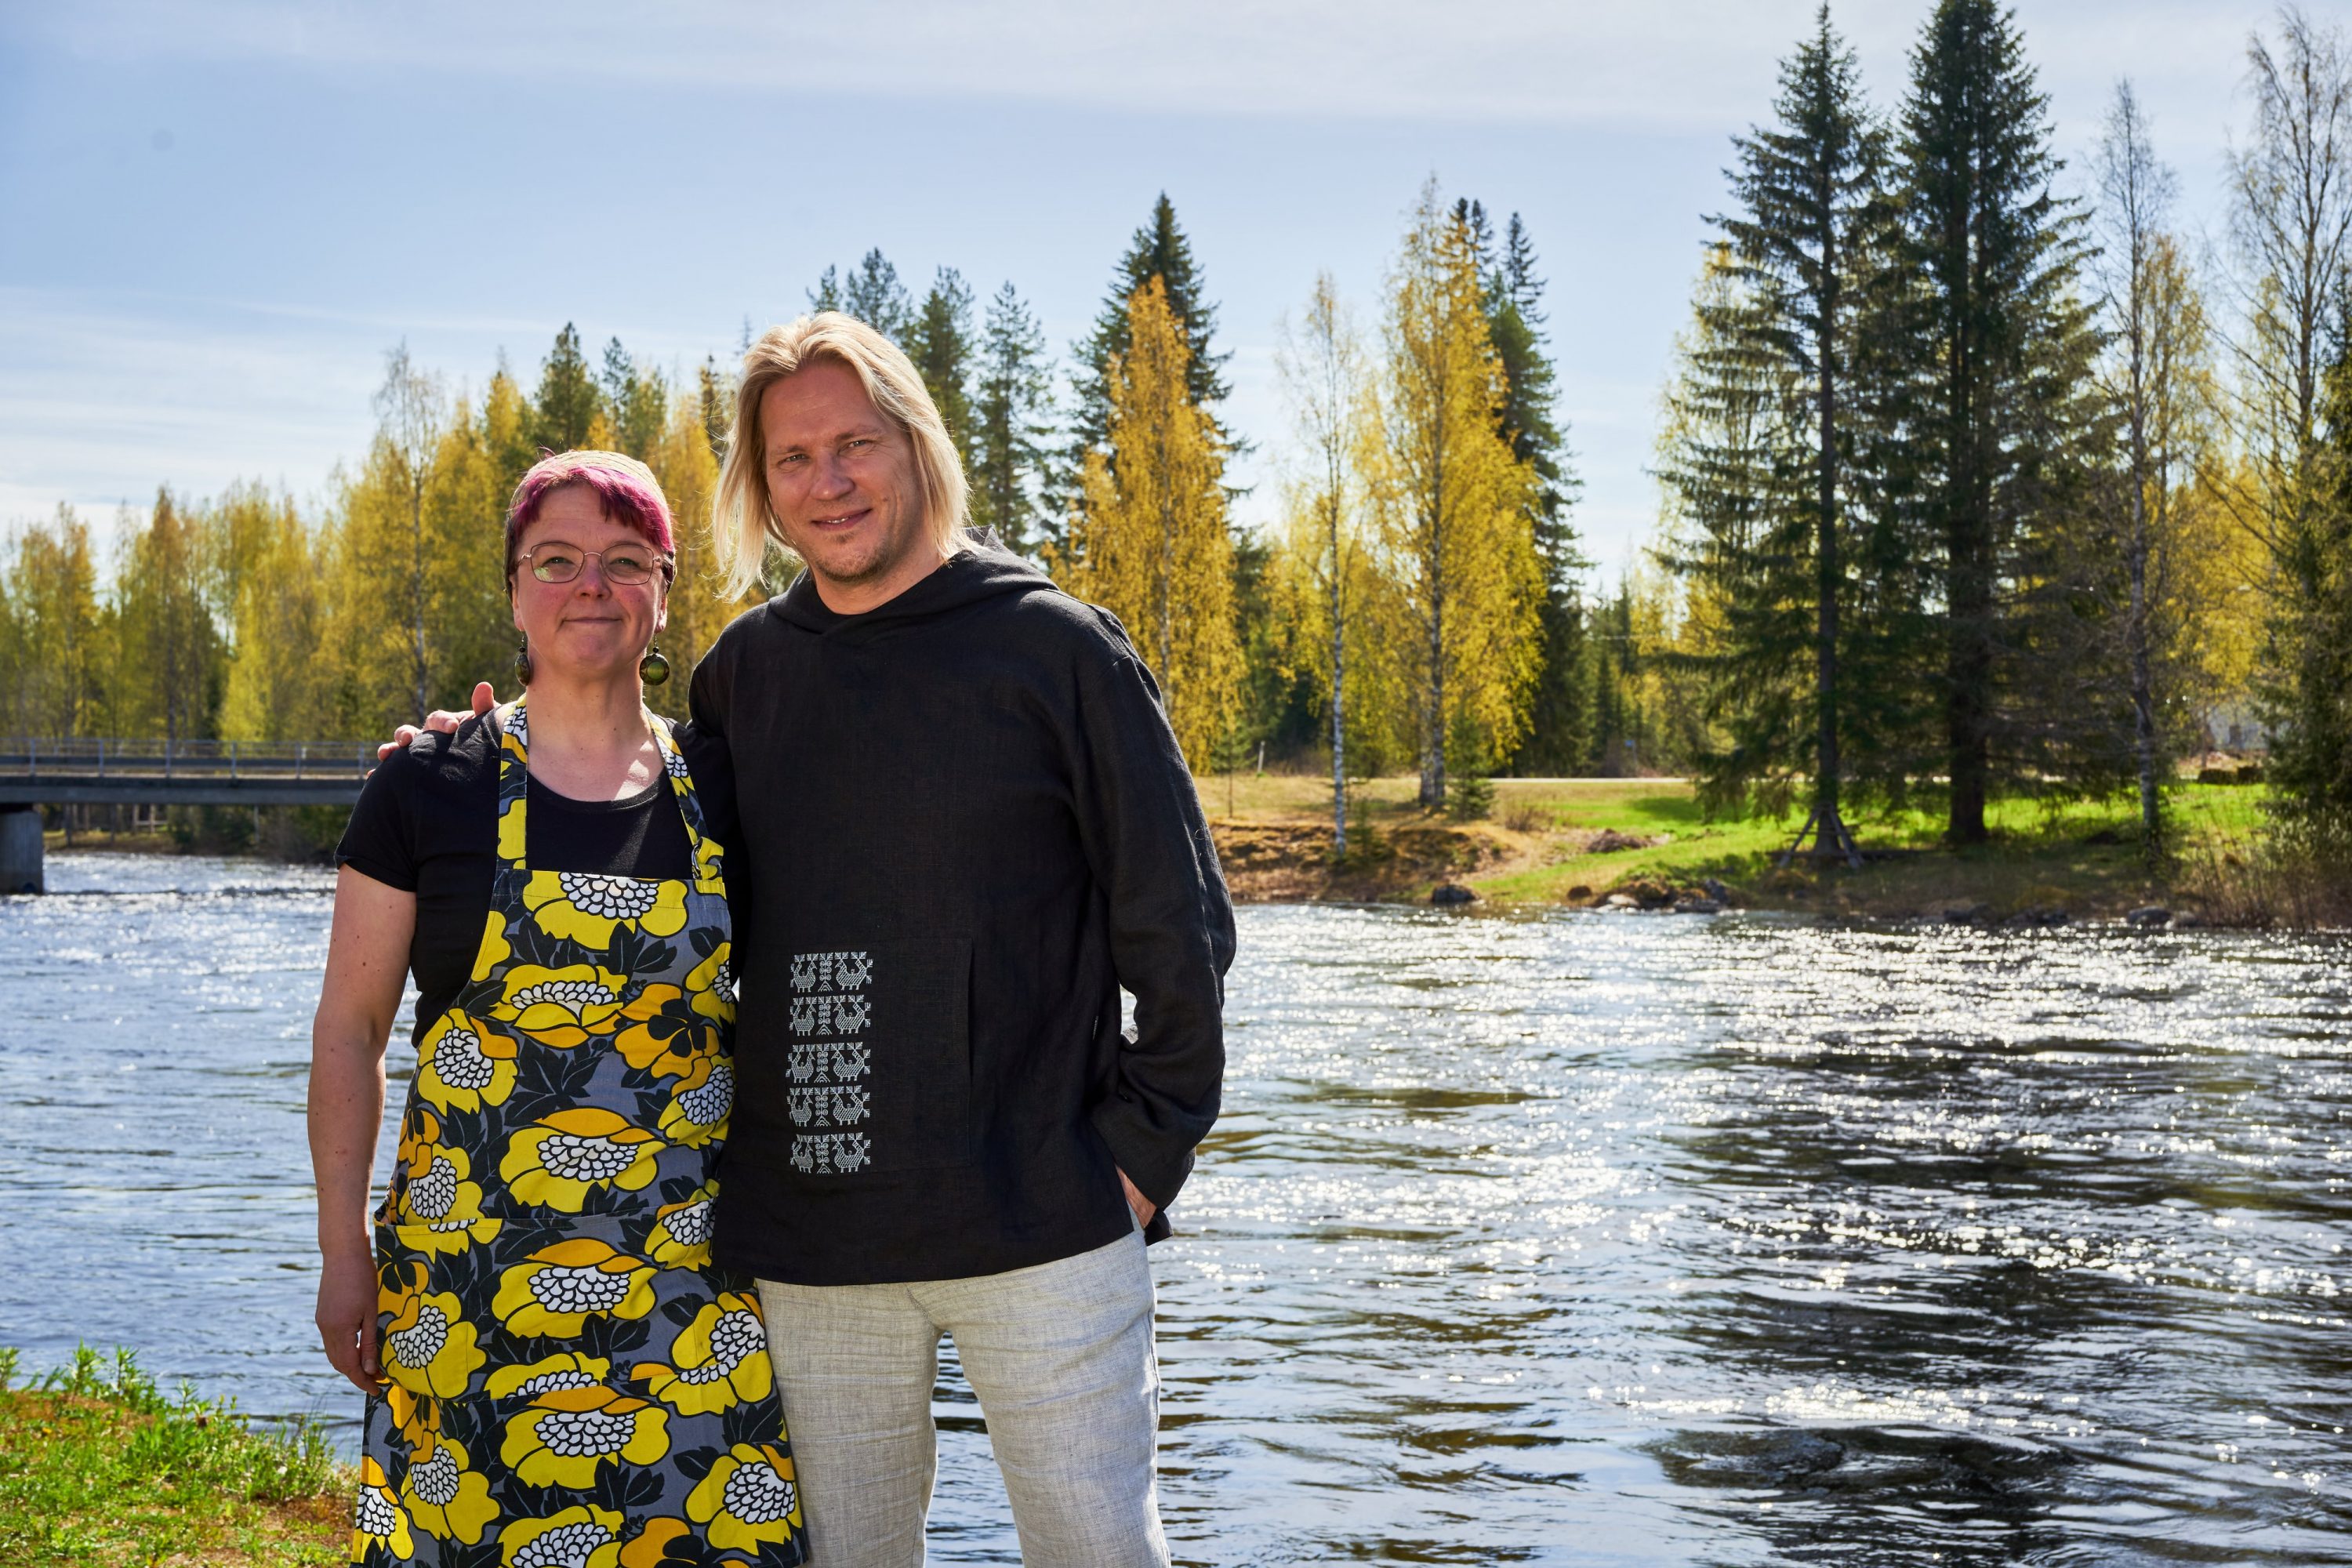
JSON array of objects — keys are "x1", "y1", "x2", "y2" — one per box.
[{"x1": 688, "y1": 544, "x2": 1236, "y2": 1286}]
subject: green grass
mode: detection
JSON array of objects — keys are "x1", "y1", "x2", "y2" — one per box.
[
  {"x1": 0, "y1": 1347, "x2": 350, "y2": 1567},
  {"x1": 1203, "y1": 770, "x2": 2288, "y2": 918},
  {"x1": 1479, "y1": 780, "x2": 2276, "y2": 914}
]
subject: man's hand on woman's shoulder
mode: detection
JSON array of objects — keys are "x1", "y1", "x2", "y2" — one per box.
[{"x1": 372, "y1": 681, "x2": 498, "y2": 764}]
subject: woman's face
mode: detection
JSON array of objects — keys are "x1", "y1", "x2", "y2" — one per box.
[{"x1": 510, "y1": 484, "x2": 669, "y2": 684}]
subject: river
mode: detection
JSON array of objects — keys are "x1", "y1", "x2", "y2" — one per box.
[{"x1": 2, "y1": 852, "x2": 2347, "y2": 1564}]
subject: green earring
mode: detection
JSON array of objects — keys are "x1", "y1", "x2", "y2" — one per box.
[
  {"x1": 514, "y1": 637, "x2": 534, "y2": 686},
  {"x1": 639, "y1": 644, "x2": 670, "y2": 687}
]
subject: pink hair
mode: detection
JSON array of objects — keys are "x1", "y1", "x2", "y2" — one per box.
[{"x1": 503, "y1": 450, "x2": 675, "y2": 586}]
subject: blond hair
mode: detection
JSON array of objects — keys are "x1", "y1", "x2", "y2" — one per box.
[{"x1": 713, "y1": 312, "x2": 969, "y2": 598}]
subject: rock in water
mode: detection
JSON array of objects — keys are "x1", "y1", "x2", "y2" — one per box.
[
  {"x1": 1431, "y1": 883, "x2": 1477, "y2": 906},
  {"x1": 2125, "y1": 906, "x2": 2172, "y2": 927}
]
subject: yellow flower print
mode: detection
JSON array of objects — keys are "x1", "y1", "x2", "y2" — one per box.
[
  {"x1": 656, "y1": 1050, "x2": 732, "y2": 1150},
  {"x1": 499, "y1": 1108, "x2": 665, "y2": 1211},
  {"x1": 497, "y1": 1504, "x2": 625, "y2": 1568},
  {"x1": 394, "y1": 1104, "x2": 445, "y2": 1174},
  {"x1": 685, "y1": 943, "x2": 735, "y2": 1024},
  {"x1": 631, "y1": 1293, "x2": 771, "y2": 1415},
  {"x1": 400, "y1": 1430, "x2": 500, "y2": 1545},
  {"x1": 489, "y1": 963, "x2": 629, "y2": 1048},
  {"x1": 499, "y1": 1385, "x2": 671, "y2": 1490},
  {"x1": 685, "y1": 1443, "x2": 800, "y2": 1554},
  {"x1": 393, "y1": 1138, "x2": 502, "y2": 1253},
  {"x1": 351, "y1": 1455, "x2": 416, "y2": 1560},
  {"x1": 492, "y1": 1238, "x2": 656, "y2": 1338},
  {"x1": 497, "y1": 796, "x2": 526, "y2": 865},
  {"x1": 644, "y1": 1183, "x2": 717, "y2": 1266},
  {"x1": 693, "y1": 830, "x2": 726, "y2": 895},
  {"x1": 379, "y1": 1382, "x2": 435, "y2": 1457},
  {"x1": 614, "y1": 985, "x2": 702, "y2": 1079},
  {"x1": 416, "y1": 1010, "x2": 518, "y2": 1113},
  {"x1": 524, "y1": 869, "x2": 688, "y2": 949},
  {"x1": 618, "y1": 1518, "x2": 691, "y2": 1568},
  {"x1": 484, "y1": 1351, "x2": 612, "y2": 1402},
  {"x1": 473, "y1": 905, "x2": 515, "y2": 982},
  {"x1": 380, "y1": 1272, "x2": 488, "y2": 1399}
]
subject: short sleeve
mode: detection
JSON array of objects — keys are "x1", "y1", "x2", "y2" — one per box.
[{"x1": 337, "y1": 746, "x2": 421, "y2": 891}]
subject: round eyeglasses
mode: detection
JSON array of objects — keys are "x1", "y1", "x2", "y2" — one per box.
[{"x1": 521, "y1": 541, "x2": 668, "y2": 586}]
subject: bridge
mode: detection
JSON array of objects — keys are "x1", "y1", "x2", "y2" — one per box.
[{"x1": 0, "y1": 737, "x2": 374, "y2": 893}]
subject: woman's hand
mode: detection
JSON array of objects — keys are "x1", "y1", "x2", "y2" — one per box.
[{"x1": 316, "y1": 1246, "x2": 383, "y2": 1393}]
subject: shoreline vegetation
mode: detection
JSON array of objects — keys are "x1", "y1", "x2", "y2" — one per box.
[
  {"x1": 44, "y1": 770, "x2": 2347, "y2": 931},
  {"x1": 1198, "y1": 771, "x2": 2348, "y2": 931},
  {"x1": 0, "y1": 1347, "x2": 347, "y2": 1567}
]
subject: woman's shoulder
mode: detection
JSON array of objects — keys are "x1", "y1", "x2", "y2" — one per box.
[{"x1": 402, "y1": 711, "x2": 502, "y2": 785}]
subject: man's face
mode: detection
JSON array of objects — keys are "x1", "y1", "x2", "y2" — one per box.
[{"x1": 760, "y1": 359, "x2": 930, "y2": 603}]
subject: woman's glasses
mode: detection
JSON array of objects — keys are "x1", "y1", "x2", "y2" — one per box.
[{"x1": 521, "y1": 542, "x2": 666, "y2": 586}]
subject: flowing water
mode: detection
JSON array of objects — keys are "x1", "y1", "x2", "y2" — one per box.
[{"x1": 2, "y1": 852, "x2": 2349, "y2": 1565}]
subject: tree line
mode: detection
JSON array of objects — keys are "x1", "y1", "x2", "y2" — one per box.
[
  {"x1": 3, "y1": 0, "x2": 2349, "y2": 869},
  {"x1": 1646, "y1": 0, "x2": 2352, "y2": 863}
]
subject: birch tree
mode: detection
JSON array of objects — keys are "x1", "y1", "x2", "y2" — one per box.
[
  {"x1": 1275, "y1": 272, "x2": 1383, "y2": 852},
  {"x1": 1374, "y1": 181, "x2": 1542, "y2": 808}
]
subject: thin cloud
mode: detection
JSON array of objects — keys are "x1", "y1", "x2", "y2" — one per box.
[{"x1": 20, "y1": 0, "x2": 2249, "y2": 133}]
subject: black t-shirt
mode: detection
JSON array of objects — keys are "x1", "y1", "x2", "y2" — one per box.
[{"x1": 337, "y1": 713, "x2": 735, "y2": 1040}]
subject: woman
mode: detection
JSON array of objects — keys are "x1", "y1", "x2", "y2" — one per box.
[{"x1": 309, "y1": 451, "x2": 803, "y2": 1567}]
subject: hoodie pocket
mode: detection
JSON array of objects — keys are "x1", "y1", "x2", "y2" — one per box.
[{"x1": 781, "y1": 937, "x2": 972, "y2": 1177}]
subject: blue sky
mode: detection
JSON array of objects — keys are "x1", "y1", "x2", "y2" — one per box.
[{"x1": 0, "y1": 0, "x2": 2310, "y2": 573}]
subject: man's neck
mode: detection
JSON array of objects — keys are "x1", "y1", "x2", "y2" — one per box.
[{"x1": 810, "y1": 543, "x2": 955, "y2": 616}]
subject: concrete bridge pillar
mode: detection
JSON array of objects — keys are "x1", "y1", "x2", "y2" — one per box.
[{"x1": 0, "y1": 804, "x2": 42, "y2": 894}]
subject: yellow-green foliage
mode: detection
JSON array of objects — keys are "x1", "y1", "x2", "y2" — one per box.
[
  {"x1": 1269, "y1": 271, "x2": 1411, "y2": 778},
  {"x1": 1373, "y1": 181, "x2": 1544, "y2": 796},
  {"x1": 1069, "y1": 275, "x2": 1242, "y2": 769}
]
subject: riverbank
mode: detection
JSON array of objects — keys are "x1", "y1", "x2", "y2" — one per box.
[
  {"x1": 0, "y1": 1348, "x2": 347, "y2": 1567},
  {"x1": 1203, "y1": 773, "x2": 2343, "y2": 927}
]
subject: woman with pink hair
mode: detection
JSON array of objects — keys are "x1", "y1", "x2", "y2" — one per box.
[{"x1": 308, "y1": 451, "x2": 804, "y2": 1566}]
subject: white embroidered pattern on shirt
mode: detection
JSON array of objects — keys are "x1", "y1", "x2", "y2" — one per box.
[{"x1": 787, "y1": 949, "x2": 873, "y2": 1176}]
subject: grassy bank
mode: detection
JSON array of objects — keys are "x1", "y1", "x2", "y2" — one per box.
[
  {"x1": 1200, "y1": 771, "x2": 2329, "y2": 925},
  {"x1": 0, "y1": 1348, "x2": 348, "y2": 1567}
]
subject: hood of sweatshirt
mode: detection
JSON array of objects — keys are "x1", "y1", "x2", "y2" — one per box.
[{"x1": 771, "y1": 539, "x2": 1059, "y2": 641}]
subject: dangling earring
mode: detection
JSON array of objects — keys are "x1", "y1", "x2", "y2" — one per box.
[
  {"x1": 638, "y1": 644, "x2": 671, "y2": 688},
  {"x1": 514, "y1": 636, "x2": 534, "y2": 686}
]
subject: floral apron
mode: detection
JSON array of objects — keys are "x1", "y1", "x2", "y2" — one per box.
[{"x1": 353, "y1": 700, "x2": 804, "y2": 1568}]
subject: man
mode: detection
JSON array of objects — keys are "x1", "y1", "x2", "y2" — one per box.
[{"x1": 410, "y1": 314, "x2": 1232, "y2": 1566}]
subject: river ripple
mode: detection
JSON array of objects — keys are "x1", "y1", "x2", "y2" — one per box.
[{"x1": 1, "y1": 854, "x2": 2347, "y2": 1564}]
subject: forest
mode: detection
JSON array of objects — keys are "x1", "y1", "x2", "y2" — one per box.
[{"x1": 2, "y1": 0, "x2": 2348, "y2": 874}]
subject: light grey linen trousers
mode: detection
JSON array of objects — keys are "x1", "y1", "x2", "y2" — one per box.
[{"x1": 755, "y1": 1229, "x2": 1171, "y2": 1568}]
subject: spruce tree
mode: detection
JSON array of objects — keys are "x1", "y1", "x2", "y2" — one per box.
[
  {"x1": 1676, "y1": 5, "x2": 1900, "y2": 855},
  {"x1": 840, "y1": 249, "x2": 913, "y2": 343},
  {"x1": 905, "y1": 267, "x2": 976, "y2": 471},
  {"x1": 600, "y1": 337, "x2": 668, "y2": 459},
  {"x1": 1066, "y1": 194, "x2": 1232, "y2": 490},
  {"x1": 971, "y1": 282, "x2": 1055, "y2": 556},
  {"x1": 808, "y1": 265, "x2": 842, "y2": 314},
  {"x1": 2271, "y1": 293, "x2": 2352, "y2": 847},
  {"x1": 1475, "y1": 211, "x2": 1586, "y2": 776},
  {"x1": 1895, "y1": 0, "x2": 2102, "y2": 843},
  {"x1": 532, "y1": 324, "x2": 600, "y2": 454}
]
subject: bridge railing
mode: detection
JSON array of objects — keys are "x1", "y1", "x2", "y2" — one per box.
[{"x1": 0, "y1": 737, "x2": 377, "y2": 781}]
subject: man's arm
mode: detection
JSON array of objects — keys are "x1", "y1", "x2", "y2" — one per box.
[{"x1": 1069, "y1": 619, "x2": 1236, "y2": 1225}]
